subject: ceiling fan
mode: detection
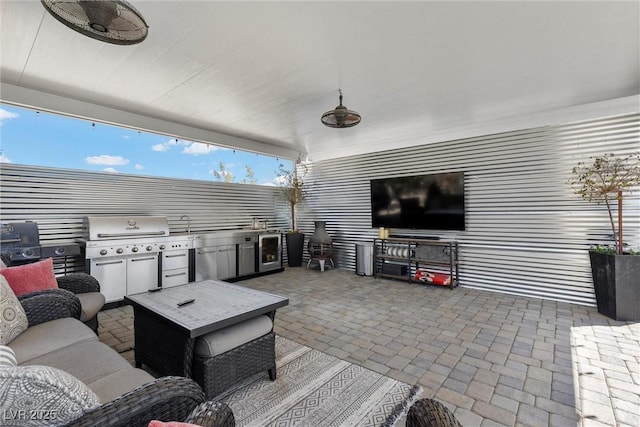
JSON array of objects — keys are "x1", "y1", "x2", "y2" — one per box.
[{"x1": 41, "y1": 0, "x2": 148, "y2": 45}]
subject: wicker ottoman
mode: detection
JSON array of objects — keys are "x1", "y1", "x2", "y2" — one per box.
[{"x1": 192, "y1": 314, "x2": 276, "y2": 398}]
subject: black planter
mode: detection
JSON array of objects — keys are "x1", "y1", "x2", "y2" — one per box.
[
  {"x1": 589, "y1": 251, "x2": 640, "y2": 321},
  {"x1": 285, "y1": 233, "x2": 305, "y2": 267}
]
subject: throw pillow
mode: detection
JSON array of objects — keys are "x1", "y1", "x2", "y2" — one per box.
[
  {"x1": 0, "y1": 276, "x2": 28, "y2": 345},
  {"x1": 0, "y1": 345, "x2": 18, "y2": 366},
  {"x1": 0, "y1": 258, "x2": 58, "y2": 296},
  {"x1": 0, "y1": 365, "x2": 100, "y2": 426}
]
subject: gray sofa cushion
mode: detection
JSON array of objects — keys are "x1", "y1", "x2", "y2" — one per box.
[
  {"x1": 25, "y1": 340, "x2": 133, "y2": 386},
  {"x1": 0, "y1": 365, "x2": 100, "y2": 426},
  {"x1": 75, "y1": 292, "x2": 106, "y2": 322},
  {"x1": 9, "y1": 317, "x2": 97, "y2": 364},
  {"x1": 86, "y1": 368, "x2": 155, "y2": 403},
  {"x1": 195, "y1": 314, "x2": 273, "y2": 357}
]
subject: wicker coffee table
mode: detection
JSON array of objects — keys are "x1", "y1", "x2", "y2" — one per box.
[{"x1": 125, "y1": 280, "x2": 289, "y2": 384}]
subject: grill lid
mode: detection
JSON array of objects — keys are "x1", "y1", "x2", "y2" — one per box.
[
  {"x1": 84, "y1": 216, "x2": 169, "y2": 241},
  {"x1": 1, "y1": 222, "x2": 40, "y2": 247}
]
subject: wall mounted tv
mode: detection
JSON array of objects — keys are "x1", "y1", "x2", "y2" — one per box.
[{"x1": 370, "y1": 172, "x2": 465, "y2": 231}]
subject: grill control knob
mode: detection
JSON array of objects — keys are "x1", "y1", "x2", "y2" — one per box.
[
  {"x1": 116, "y1": 248, "x2": 124, "y2": 254},
  {"x1": 132, "y1": 246, "x2": 139, "y2": 253},
  {"x1": 159, "y1": 244, "x2": 166, "y2": 250},
  {"x1": 22, "y1": 249, "x2": 35, "y2": 257},
  {"x1": 100, "y1": 249, "x2": 108, "y2": 256},
  {"x1": 146, "y1": 246, "x2": 153, "y2": 251}
]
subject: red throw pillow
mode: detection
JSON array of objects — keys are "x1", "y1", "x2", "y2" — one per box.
[{"x1": 0, "y1": 258, "x2": 58, "y2": 296}]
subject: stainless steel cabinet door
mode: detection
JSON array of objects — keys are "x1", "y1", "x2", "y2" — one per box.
[
  {"x1": 89, "y1": 258, "x2": 126, "y2": 303},
  {"x1": 216, "y1": 245, "x2": 236, "y2": 279},
  {"x1": 238, "y1": 243, "x2": 256, "y2": 276},
  {"x1": 195, "y1": 247, "x2": 217, "y2": 281},
  {"x1": 127, "y1": 255, "x2": 159, "y2": 295}
]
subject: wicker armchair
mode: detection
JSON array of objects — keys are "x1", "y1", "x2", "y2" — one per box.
[
  {"x1": 66, "y1": 376, "x2": 235, "y2": 427},
  {"x1": 406, "y1": 398, "x2": 463, "y2": 427},
  {"x1": 1, "y1": 253, "x2": 105, "y2": 333},
  {"x1": 55, "y1": 272, "x2": 105, "y2": 333},
  {"x1": 18, "y1": 288, "x2": 82, "y2": 326}
]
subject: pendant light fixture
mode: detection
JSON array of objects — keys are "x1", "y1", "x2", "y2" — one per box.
[
  {"x1": 41, "y1": 0, "x2": 148, "y2": 45},
  {"x1": 321, "y1": 89, "x2": 361, "y2": 128}
]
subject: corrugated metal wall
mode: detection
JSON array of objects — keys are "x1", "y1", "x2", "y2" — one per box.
[
  {"x1": 1, "y1": 113, "x2": 638, "y2": 305},
  {"x1": 0, "y1": 165, "x2": 290, "y2": 273},
  {"x1": 299, "y1": 113, "x2": 640, "y2": 306}
]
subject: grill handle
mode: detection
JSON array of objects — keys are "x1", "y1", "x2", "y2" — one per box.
[
  {"x1": 96, "y1": 231, "x2": 167, "y2": 238},
  {"x1": 95, "y1": 260, "x2": 124, "y2": 266},
  {"x1": 164, "y1": 272, "x2": 187, "y2": 278},
  {"x1": 0, "y1": 238, "x2": 21, "y2": 243}
]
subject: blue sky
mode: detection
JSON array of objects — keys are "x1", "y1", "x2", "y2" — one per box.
[{"x1": 0, "y1": 103, "x2": 290, "y2": 185}]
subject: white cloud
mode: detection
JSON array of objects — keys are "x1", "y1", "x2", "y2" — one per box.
[
  {"x1": 183, "y1": 142, "x2": 217, "y2": 155},
  {"x1": 272, "y1": 175, "x2": 287, "y2": 186},
  {"x1": 151, "y1": 138, "x2": 227, "y2": 156},
  {"x1": 134, "y1": 164, "x2": 144, "y2": 170},
  {"x1": 103, "y1": 167, "x2": 118, "y2": 173},
  {"x1": 151, "y1": 138, "x2": 191, "y2": 152},
  {"x1": 85, "y1": 155, "x2": 129, "y2": 166},
  {"x1": 0, "y1": 108, "x2": 19, "y2": 126},
  {"x1": 0, "y1": 154, "x2": 12, "y2": 163}
]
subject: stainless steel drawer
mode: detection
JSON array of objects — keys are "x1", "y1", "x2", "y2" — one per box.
[
  {"x1": 162, "y1": 249, "x2": 189, "y2": 270},
  {"x1": 162, "y1": 267, "x2": 189, "y2": 288}
]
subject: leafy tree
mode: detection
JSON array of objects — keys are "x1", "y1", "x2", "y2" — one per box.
[
  {"x1": 242, "y1": 165, "x2": 257, "y2": 184},
  {"x1": 212, "y1": 161, "x2": 234, "y2": 182},
  {"x1": 569, "y1": 152, "x2": 640, "y2": 254},
  {"x1": 277, "y1": 160, "x2": 308, "y2": 231}
]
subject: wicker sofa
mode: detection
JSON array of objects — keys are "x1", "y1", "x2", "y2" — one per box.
[{"x1": 3, "y1": 287, "x2": 235, "y2": 427}]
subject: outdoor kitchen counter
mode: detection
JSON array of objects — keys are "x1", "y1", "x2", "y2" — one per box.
[
  {"x1": 185, "y1": 229, "x2": 285, "y2": 282},
  {"x1": 169, "y1": 229, "x2": 285, "y2": 239}
]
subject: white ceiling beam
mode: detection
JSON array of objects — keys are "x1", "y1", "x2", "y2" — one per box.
[{"x1": 0, "y1": 83, "x2": 303, "y2": 161}]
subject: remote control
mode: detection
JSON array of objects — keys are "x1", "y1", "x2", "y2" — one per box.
[{"x1": 177, "y1": 298, "x2": 195, "y2": 307}]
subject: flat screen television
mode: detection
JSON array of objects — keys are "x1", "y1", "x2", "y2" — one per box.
[{"x1": 370, "y1": 172, "x2": 465, "y2": 231}]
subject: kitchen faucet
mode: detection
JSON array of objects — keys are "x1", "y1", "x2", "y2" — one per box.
[{"x1": 179, "y1": 215, "x2": 191, "y2": 234}]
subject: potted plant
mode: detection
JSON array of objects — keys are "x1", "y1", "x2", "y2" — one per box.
[
  {"x1": 569, "y1": 151, "x2": 640, "y2": 321},
  {"x1": 277, "y1": 160, "x2": 308, "y2": 267}
]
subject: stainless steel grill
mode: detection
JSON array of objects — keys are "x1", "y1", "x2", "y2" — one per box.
[{"x1": 80, "y1": 216, "x2": 193, "y2": 303}]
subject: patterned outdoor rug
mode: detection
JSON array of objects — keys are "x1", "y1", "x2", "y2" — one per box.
[{"x1": 215, "y1": 336, "x2": 422, "y2": 427}]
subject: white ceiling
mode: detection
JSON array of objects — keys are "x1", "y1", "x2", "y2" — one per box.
[{"x1": 1, "y1": 1, "x2": 638, "y2": 161}]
